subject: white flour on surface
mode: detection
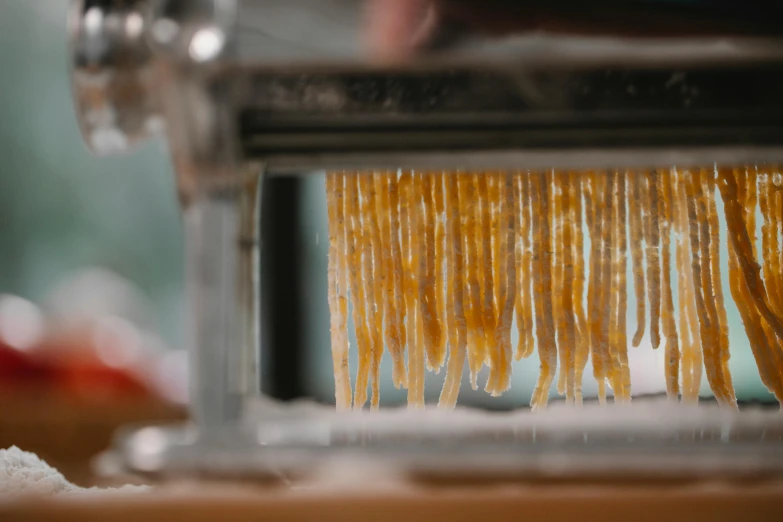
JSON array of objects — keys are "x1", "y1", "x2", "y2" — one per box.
[
  {"x1": 0, "y1": 446, "x2": 148, "y2": 500},
  {"x1": 244, "y1": 395, "x2": 782, "y2": 437}
]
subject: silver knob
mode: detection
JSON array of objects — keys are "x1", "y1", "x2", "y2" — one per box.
[{"x1": 68, "y1": 0, "x2": 161, "y2": 156}]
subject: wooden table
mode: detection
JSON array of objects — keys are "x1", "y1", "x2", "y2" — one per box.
[
  {"x1": 2, "y1": 479, "x2": 783, "y2": 522},
  {"x1": 0, "y1": 394, "x2": 185, "y2": 487}
]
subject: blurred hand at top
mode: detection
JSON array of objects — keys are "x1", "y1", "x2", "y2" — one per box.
[
  {"x1": 364, "y1": 0, "x2": 438, "y2": 62},
  {"x1": 363, "y1": 0, "x2": 766, "y2": 62}
]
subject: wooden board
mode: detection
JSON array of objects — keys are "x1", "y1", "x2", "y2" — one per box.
[
  {"x1": 0, "y1": 394, "x2": 185, "y2": 487},
  {"x1": 2, "y1": 480, "x2": 783, "y2": 522}
]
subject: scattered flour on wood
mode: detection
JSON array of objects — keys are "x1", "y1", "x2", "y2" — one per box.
[{"x1": 0, "y1": 446, "x2": 148, "y2": 499}]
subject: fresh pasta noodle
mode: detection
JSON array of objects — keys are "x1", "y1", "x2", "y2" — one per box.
[
  {"x1": 659, "y1": 169, "x2": 680, "y2": 400},
  {"x1": 493, "y1": 173, "x2": 517, "y2": 396},
  {"x1": 725, "y1": 168, "x2": 783, "y2": 403},
  {"x1": 461, "y1": 174, "x2": 484, "y2": 391},
  {"x1": 704, "y1": 170, "x2": 735, "y2": 407},
  {"x1": 629, "y1": 173, "x2": 647, "y2": 348},
  {"x1": 477, "y1": 175, "x2": 496, "y2": 389},
  {"x1": 485, "y1": 174, "x2": 504, "y2": 394},
  {"x1": 515, "y1": 173, "x2": 535, "y2": 361},
  {"x1": 646, "y1": 170, "x2": 662, "y2": 350},
  {"x1": 684, "y1": 169, "x2": 724, "y2": 407},
  {"x1": 359, "y1": 174, "x2": 383, "y2": 410},
  {"x1": 571, "y1": 173, "x2": 590, "y2": 406},
  {"x1": 388, "y1": 172, "x2": 408, "y2": 388},
  {"x1": 325, "y1": 173, "x2": 352, "y2": 410},
  {"x1": 585, "y1": 172, "x2": 607, "y2": 404},
  {"x1": 530, "y1": 170, "x2": 557, "y2": 411},
  {"x1": 439, "y1": 173, "x2": 468, "y2": 408},
  {"x1": 598, "y1": 172, "x2": 614, "y2": 402},
  {"x1": 398, "y1": 173, "x2": 423, "y2": 408},
  {"x1": 607, "y1": 172, "x2": 622, "y2": 399},
  {"x1": 420, "y1": 173, "x2": 443, "y2": 374},
  {"x1": 379, "y1": 172, "x2": 407, "y2": 390},
  {"x1": 431, "y1": 173, "x2": 448, "y2": 370},
  {"x1": 559, "y1": 171, "x2": 577, "y2": 405},
  {"x1": 344, "y1": 174, "x2": 372, "y2": 410},
  {"x1": 676, "y1": 170, "x2": 703, "y2": 403},
  {"x1": 553, "y1": 172, "x2": 567, "y2": 397},
  {"x1": 322, "y1": 167, "x2": 783, "y2": 410},
  {"x1": 613, "y1": 171, "x2": 631, "y2": 403},
  {"x1": 775, "y1": 170, "x2": 783, "y2": 315}
]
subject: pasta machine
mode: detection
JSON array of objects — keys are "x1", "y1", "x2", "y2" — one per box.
[{"x1": 69, "y1": 0, "x2": 783, "y2": 481}]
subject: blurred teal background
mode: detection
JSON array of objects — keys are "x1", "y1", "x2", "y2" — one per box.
[{"x1": 0, "y1": 1, "x2": 184, "y2": 348}]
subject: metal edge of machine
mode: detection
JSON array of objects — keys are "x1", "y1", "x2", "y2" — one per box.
[{"x1": 69, "y1": 0, "x2": 783, "y2": 161}]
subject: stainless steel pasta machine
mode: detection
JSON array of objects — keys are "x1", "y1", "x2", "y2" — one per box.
[{"x1": 69, "y1": 0, "x2": 783, "y2": 480}]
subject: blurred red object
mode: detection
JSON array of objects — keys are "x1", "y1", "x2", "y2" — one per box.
[
  {"x1": 0, "y1": 341, "x2": 56, "y2": 389},
  {"x1": 0, "y1": 294, "x2": 164, "y2": 403},
  {"x1": 0, "y1": 291, "x2": 187, "y2": 487},
  {"x1": 0, "y1": 338, "x2": 153, "y2": 402}
]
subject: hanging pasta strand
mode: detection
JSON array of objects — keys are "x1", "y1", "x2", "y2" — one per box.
[
  {"x1": 399, "y1": 173, "x2": 421, "y2": 407},
  {"x1": 598, "y1": 172, "x2": 615, "y2": 399},
  {"x1": 476, "y1": 175, "x2": 496, "y2": 384},
  {"x1": 386, "y1": 172, "x2": 408, "y2": 389},
  {"x1": 559, "y1": 171, "x2": 578, "y2": 404},
  {"x1": 659, "y1": 169, "x2": 680, "y2": 400},
  {"x1": 585, "y1": 172, "x2": 607, "y2": 404},
  {"x1": 419, "y1": 174, "x2": 443, "y2": 373},
  {"x1": 485, "y1": 174, "x2": 504, "y2": 393},
  {"x1": 760, "y1": 168, "x2": 782, "y2": 317},
  {"x1": 336, "y1": 174, "x2": 355, "y2": 407},
  {"x1": 439, "y1": 173, "x2": 460, "y2": 407},
  {"x1": 747, "y1": 169, "x2": 783, "y2": 379},
  {"x1": 719, "y1": 169, "x2": 783, "y2": 358},
  {"x1": 675, "y1": 169, "x2": 702, "y2": 403},
  {"x1": 432, "y1": 173, "x2": 448, "y2": 369},
  {"x1": 614, "y1": 171, "x2": 631, "y2": 402},
  {"x1": 515, "y1": 173, "x2": 535, "y2": 361},
  {"x1": 694, "y1": 168, "x2": 727, "y2": 405},
  {"x1": 673, "y1": 171, "x2": 691, "y2": 398},
  {"x1": 645, "y1": 170, "x2": 662, "y2": 349},
  {"x1": 466, "y1": 193, "x2": 483, "y2": 389},
  {"x1": 607, "y1": 172, "x2": 622, "y2": 397},
  {"x1": 553, "y1": 172, "x2": 567, "y2": 396},
  {"x1": 725, "y1": 168, "x2": 783, "y2": 402},
  {"x1": 688, "y1": 169, "x2": 732, "y2": 407},
  {"x1": 760, "y1": 170, "x2": 775, "y2": 312},
  {"x1": 685, "y1": 171, "x2": 704, "y2": 402},
  {"x1": 411, "y1": 173, "x2": 430, "y2": 408},
  {"x1": 752, "y1": 169, "x2": 783, "y2": 383},
  {"x1": 572, "y1": 174, "x2": 590, "y2": 405},
  {"x1": 439, "y1": 173, "x2": 468, "y2": 408},
  {"x1": 704, "y1": 169, "x2": 736, "y2": 407},
  {"x1": 358, "y1": 175, "x2": 383, "y2": 410},
  {"x1": 492, "y1": 173, "x2": 517, "y2": 396},
  {"x1": 344, "y1": 175, "x2": 372, "y2": 409},
  {"x1": 684, "y1": 169, "x2": 720, "y2": 406},
  {"x1": 326, "y1": 173, "x2": 352, "y2": 410},
  {"x1": 375, "y1": 173, "x2": 406, "y2": 389},
  {"x1": 747, "y1": 167, "x2": 759, "y2": 265},
  {"x1": 606, "y1": 171, "x2": 629, "y2": 402},
  {"x1": 490, "y1": 175, "x2": 503, "y2": 317},
  {"x1": 471, "y1": 175, "x2": 490, "y2": 385},
  {"x1": 774, "y1": 169, "x2": 783, "y2": 315},
  {"x1": 461, "y1": 174, "x2": 485, "y2": 390},
  {"x1": 530, "y1": 171, "x2": 558, "y2": 411},
  {"x1": 629, "y1": 173, "x2": 647, "y2": 347}
]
